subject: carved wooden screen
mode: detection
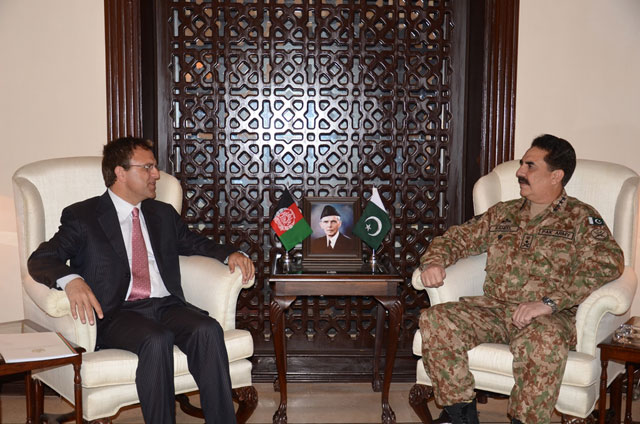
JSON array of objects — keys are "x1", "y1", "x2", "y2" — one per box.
[{"x1": 162, "y1": 0, "x2": 463, "y2": 380}]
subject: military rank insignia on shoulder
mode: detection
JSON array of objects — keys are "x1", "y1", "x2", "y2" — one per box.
[
  {"x1": 588, "y1": 216, "x2": 605, "y2": 226},
  {"x1": 591, "y1": 228, "x2": 609, "y2": 241},
  {"x1": 472, "y1": 213, "x2": 485, "y2": 222}
]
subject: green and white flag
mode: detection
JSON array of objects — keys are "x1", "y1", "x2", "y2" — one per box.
[{"x1": 353, "y1": 187, "x2": 391, "y2": 250}]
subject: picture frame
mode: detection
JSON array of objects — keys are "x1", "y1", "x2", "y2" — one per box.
[{"x1": 302, "y1": 196, "x2": 362, "y2": 266}]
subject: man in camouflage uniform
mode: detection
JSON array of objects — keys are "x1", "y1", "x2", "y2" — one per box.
[{"x1": 418, "y1": 134, "x2": 624, "y2": 424}]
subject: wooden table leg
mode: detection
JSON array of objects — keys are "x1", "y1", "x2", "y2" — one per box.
[
  {"x1": 599, "y1": 359, "x2": 608, "y2": 424},
  {"x1": 73, "y1": 359, "x2": 83, "y2": 424},
  {"x1": 372, "y1": 303, "x2": 385, "y2": 392},
  {"x1": 34, "y1": 379, "x2": 44, "y2": 423},
  {"x1": 25, "y1": 371, "x2": 34, "y2": 424},
  {"x1": 270, "y1": 296, "x2": 296, "y2": 424},
  {"x1": 376, "y1": 297, "x2": 403, "y2": 424},
  {"x1": 610, "y1": 373, "x2": 623, "y2": 424},
  {"x1": 625, "y1": 363, "x2": 634, "y2": 424}
]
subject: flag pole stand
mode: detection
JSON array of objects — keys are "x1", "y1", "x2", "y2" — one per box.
[
  {"x1": 283, "y1": 249, "x2": 292, "y2": 272},
  {"x1": 369, "y1": 248, "x2": 377, "y2": 268}
]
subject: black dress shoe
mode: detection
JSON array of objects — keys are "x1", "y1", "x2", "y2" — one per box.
[{"x1": 443, "y1": 398, "x2": 479, "y2": 424}]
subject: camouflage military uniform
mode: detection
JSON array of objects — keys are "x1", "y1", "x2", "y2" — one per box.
[{"x1": 419, "y1": 190, "x2": 624, "y2": 423}]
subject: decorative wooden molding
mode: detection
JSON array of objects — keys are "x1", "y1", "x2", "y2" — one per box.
[
  {"x1": 104, "y1": 0, "x2": 143, "y2": 141},
  {"x1": 460, "y1": 0, "x2": 519, "y2": 220},
  {"x1": 481, "y1": 0, "x2": 520, "y2": 172}
]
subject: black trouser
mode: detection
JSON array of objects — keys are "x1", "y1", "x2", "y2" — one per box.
[{"x1": 97, "y1": 296, "x2": 236, "y2": 424}]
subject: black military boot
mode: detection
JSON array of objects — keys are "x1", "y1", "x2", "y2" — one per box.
[
  {"x1": 511, "y1": 419, "x2": 523, "y2": 424},
  {"x1": 442, "y1": 398, "x2": 479, "y2": 424}
]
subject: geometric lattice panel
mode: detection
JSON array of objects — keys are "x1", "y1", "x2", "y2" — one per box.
[{"x1": 165, "y1": 0, "x2": 457, "y2": 374}]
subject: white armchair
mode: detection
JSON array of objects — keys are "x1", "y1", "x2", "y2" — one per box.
[
  {"x1": 409, "y1": 159, "x2": 639, "y2": 422},
  {"x1": 12, "y1": 156, "x2": 258, "y2": 423}
]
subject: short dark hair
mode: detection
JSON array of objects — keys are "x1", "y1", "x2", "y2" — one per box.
[
  {"x1": 102, "y1": 137, "x2": 154, "y2": 187},
  {"x1": 531, "y1": 134, "x2": 576, "y2": 186}
]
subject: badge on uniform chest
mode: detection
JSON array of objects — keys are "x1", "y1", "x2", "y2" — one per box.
[
  {"x1": 538, "y1": 228, "x2": 575, "y2": 240},
  {"x1": 520, "y1": 234, "x2": 534, "y2": 250}
]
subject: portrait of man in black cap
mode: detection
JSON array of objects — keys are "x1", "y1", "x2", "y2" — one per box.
[{"x1": 310, "y1": 204, "x2": 358, "y2": 253}]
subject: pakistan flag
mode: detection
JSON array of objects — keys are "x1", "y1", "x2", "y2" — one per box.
[{"x1": 353, "y1": 187, "x2": 391, "y2": 250}]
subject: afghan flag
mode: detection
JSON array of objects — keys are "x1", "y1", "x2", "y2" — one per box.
[
  {"x1": 353, "y1": 187, "x2": 391, "y2": 250},
  {"x1": 270, "y1": 188, "x2": 312, "y2": 251}
]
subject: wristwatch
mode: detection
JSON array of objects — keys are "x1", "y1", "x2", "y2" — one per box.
[{"x1": 541, "y1": 296, "x2": 558, "y2": 313}]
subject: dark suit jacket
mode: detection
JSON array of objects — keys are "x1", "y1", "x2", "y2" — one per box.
[
  {"x1": 310, "y1": 232, "x2": 357, "y2": 254},
  {"x1": 27, "y1": 191, "x2": 238, "y2": 325}
]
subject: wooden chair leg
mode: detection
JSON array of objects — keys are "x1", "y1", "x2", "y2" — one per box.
[
  {"x1": 176, "y1": 393, "x2": 204, "y2": 418},
  {"x1": 476, "y1": 391, "x2": 489, "y2": 404},
  {"x1": 409, "y1": 383, "x2": 434, "y2": 424},
  {"x1": 233, "y1": 386, "x2": 259, "y2": 424},
  {"x1": 35, "y1": 380, "x2": 91, "y2": 424}
]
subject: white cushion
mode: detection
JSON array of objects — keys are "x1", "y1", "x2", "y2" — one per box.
[
  {"x1": 414, "y1": 341, "x2": 624, "y2": 418},
  {"x1": 414, "y1": 331, "x2": 600, "y2": 388},
  {"x1": 34, "y1": 329, "x2": 254, "y2": 420},
  {"x1": 74, "y1": 329, "x2": 253, "y2": 388},
  {"x1": 35, "y1": 358, "x2": 254, "y2": 420}
]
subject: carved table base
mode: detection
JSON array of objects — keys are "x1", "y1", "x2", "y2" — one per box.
[{"x1": 269, "y1": 262, "x2": 403, "y2": 424}]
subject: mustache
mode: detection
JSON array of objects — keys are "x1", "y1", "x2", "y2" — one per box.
[{"x1": 518, "y1": 177, "x2": 529, "y2": 185}]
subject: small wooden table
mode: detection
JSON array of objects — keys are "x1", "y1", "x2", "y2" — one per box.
[
  {"x1": 0, "y1": 319, "x2": 84, "y2": 424},
  {"x1": 598, "y1": 316, "x2": 639, "y2": 424},
  {"x1": 269, "y1": 257, "x2": 404, "y2": 424}
]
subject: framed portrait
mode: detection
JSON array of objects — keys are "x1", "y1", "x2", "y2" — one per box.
[{"x1": 302, "y1": 197, "x2": 362, "y2": 266}]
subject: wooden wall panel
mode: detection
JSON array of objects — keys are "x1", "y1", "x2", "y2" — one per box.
[
  {"x1": 104, "y1": 0, "x2": 144, "y2": 140},
  {"x1": 160, "y1": 0, "x2": 464, "y2": 382},
  {"x1": 481, "y1": 0, "x2": 519, "y2": 173}
]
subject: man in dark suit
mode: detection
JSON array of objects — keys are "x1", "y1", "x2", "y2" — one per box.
[
  {"x1": 310, "y1": 205, "x2": 357, "y2": 253},
  {"x1": 28, "y1": 137, "x2": 254, "y2": 424}
]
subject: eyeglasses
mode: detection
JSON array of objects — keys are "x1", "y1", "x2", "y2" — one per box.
[{"x1": 127, "y1": 163, "x2": 159, "y2": 172}]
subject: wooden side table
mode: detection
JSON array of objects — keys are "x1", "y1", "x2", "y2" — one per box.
[
  {"x1": 0, "y1": 319, "x2": 84, "y2": 424},
  {"x1": 598, "y1": 316, "x2": 640, "y2": 424},
  {"x1": 269, "y1": 257, "x2": 403, "y2": 424}
]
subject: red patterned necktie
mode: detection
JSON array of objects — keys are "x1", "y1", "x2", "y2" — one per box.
[{"x1": 128, "y1": 207, "x2": 151, "y2": 301}]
